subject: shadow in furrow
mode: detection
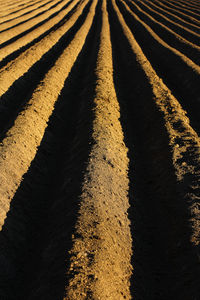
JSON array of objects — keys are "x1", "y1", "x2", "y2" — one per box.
[
  {"x1": 0, "y1": 0, "x2": 54, "y2": 26},
  {"x1": 0, "y1": 0, "x2": 39, "y2": 17},
  {"x1": 167, "y1": 0, "x2": 200, "y2": 14},
  {"x1": 137, "y1": 0, "x2": 200, "y2": 36},
  {"x1": 0, "y1": 0, "x2": 92, "y2": 143},
  {"x1": 158, "y1": 0, "x2": 200, "y2": 20},
  {"x1": 153, "y1": 0, "x2": 200, "y2": 25},
  {"x1": 116, "y1": 0, "x2": 200, "y2": 136},
  {"x1": 0, "y1": 0, "x2": 74, "y2": 49},
  {"x1": 108, "y1": 1, "x2": 199, "y2": 299},
  {"x1": 124, "y1": 0, "x2": 200, "y2": 65},
  {"x1": 0, "y1": 0, "x2": 102, "y2": 299},
  {"x1": 0, "y1": 0, "x2": 79, "y2": 69},
  {"x1": 0, "y1": 0, "x2": 64, "y2": 33}
]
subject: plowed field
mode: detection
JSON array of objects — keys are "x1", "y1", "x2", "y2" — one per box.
[{"x1": 0, "y1": 0, "x2": 199, "y2": 299}]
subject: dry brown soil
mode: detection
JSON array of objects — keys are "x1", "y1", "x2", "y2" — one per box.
[{"x1": 0, "y1": 0, "x2": 199, "y2": 299}]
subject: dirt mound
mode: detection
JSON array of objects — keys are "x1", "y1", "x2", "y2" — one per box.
[{"x1": 0, "y1": 0, "x2": 199, "y2": 299}]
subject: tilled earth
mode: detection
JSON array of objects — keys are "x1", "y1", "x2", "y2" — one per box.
[{"x1": 0, "y1": 0, "x2": 199, "y2": 299}]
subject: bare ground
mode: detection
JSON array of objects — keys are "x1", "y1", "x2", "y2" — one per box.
[{"x1": 0, "y1": 0, "x2": 199, "y2": 299}]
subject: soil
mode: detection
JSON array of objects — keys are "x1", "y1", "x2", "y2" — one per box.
[{"x1": 0, "y1": 0, "x2": 199, "y2": 299}]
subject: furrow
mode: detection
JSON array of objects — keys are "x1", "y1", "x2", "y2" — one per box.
[
  {"x1": 0, "y1": 0, "x2": 79, "y2": 61},
  {"x1": 125, "y1": 0, "x2": 200, "y2": 65},
  {"x1": 153, "y1": 0, "x2": 200, "y2": 25},
  {"x1": 169, "y1": 0, "x2": 200, "y2": 9},
  {"x1": 166, "y1": 0, "x2": 200, "y2": 12},
  {"x1": 0, "y1": 0, "x2": 40, "y2": 9},
  {"x1": 0, "y1": 0, "x2": 52, "y2": 24},
  {"x1": 0, "y1": 0, "x2": 86, "y2": 102},
  {"x1": 20, "y1": 1, "x2": 102, "y2": 298},
  {"x1": 0, "y1": 0, "x2": 41, "y2": 17},
  {"x1": 0, "y1": 0, "x2": 18, "y2": 7},
  {"x1": 117, "y1": 0, "x2": 200, "y2": 248},
  {"x1": 190, "y1": 0, "x2": 200, "y2": 5},
  {"x1": 110, "y1": 0, "x2": 200, "y2": 298},
  {"x1": 117, "y1": 0, "x2": 200, "y2": 133},
  {"x1": 157, "y1": 0, "x2": 200, "y2": 18},
  {"x1": 138, "y1": 0, "x2": 200, "y2": 38},
  {"x1": 0, "y1": 0, "x2": 72, "y2": 44},
  {"x1": 0, "y1": 0, "x2": 97, "y2": 230},
  {"x1": 0, "y1": 0, "x2": 35, "y2": 10},
  {"x1": 65, "y1": 0, "x2": 132, "y2": 299},
  {"x1": 185, "y1": 0, "x2": 200, "y2": 7},
  {"x1": 0, "y1": 0, "x2": 59, "y2": 31},
  {"x1": 0, "y1": 0, "x2": 199, "y2": 299},
  {"x1": 0, "y1": 0, "x2": 100, "y2": 298},
  {"x1": 0, "y1": 0, "x2": 91, "y2": 147}
]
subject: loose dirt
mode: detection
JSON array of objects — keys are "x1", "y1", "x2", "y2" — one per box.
[{"x1": 0, "y1": 0, "x2": 199, "y2": 299}]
